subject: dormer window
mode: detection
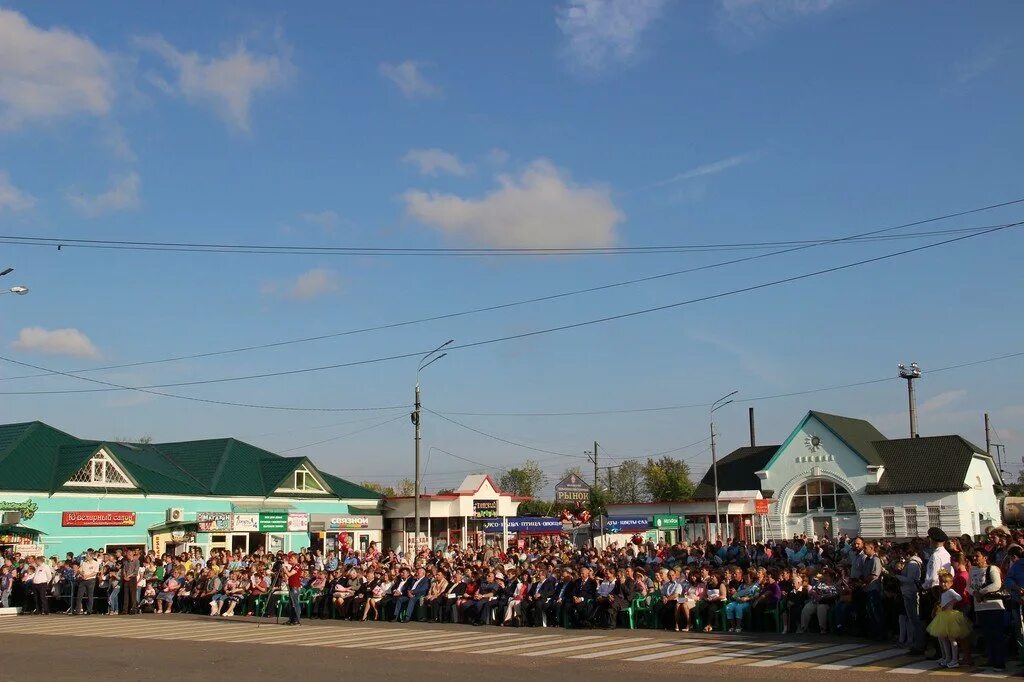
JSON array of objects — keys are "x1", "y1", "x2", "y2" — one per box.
[
  {"x1": 275, "y1": 465, "x2": 327, "y2": 494},
  {"x1": 66, "y1": 450, "x2": 135, "y2": 489}
]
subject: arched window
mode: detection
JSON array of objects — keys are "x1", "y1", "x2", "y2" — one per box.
[{"x1": 789, "y1": 479, "x2": 856, "y2": 514}]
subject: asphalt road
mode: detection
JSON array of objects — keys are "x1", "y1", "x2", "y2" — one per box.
[{"x1": 1, "y1": 614, "x2": 1019, "y2": 680}]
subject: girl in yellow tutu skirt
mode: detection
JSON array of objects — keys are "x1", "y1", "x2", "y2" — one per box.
[{"x1": 927, "y1": 578, "x2": 973, "y2": 669}]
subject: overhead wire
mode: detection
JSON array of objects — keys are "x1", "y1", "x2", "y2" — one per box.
[
  {"x1": 3, "y1": 197, "x2": 1021, "y2": 383},
  {"x1": 277, "y1": 413, "x2": 408, "y2": 453},
  {"x1": 0, "y1": 220, "x2": 1019, "y2": 398}
]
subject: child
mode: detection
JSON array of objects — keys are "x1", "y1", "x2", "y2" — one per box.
[
  {"x1": 107, "y1": 571, "x2": 121, "y2": 615},
  {"x1": 140, "y1": 578, "x2": 158, "y2": 613},
  {"x1": 0, "y1": 566, "x2": 12, "y2": 608},
  {"x1": 927, "y1": 575, "x2": 972, "y2": 669}
]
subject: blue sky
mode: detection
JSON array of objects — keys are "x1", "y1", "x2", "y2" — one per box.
[{"x1": 0, "y1": 1, "x2": 1021, "y2": 492}]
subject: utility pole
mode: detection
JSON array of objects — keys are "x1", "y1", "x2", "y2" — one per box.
[
  {"x1": 985, "y1": 412, "x2": 992, "y2": 458},
  {"x1": 412, "y1": 340, "x2": 453, "y2": 556},
  {"x1": 711, "y1": 391, "x2": 738, "y2": 543},
  {"x1": 898, "y1": 362, "x2": 922, "y2": 438},
  {"x1": 593, "y1": 441, "x2": 599, "y2": 490}
]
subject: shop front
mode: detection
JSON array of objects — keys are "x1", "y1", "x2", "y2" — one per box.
[{"x1": 309, "y1": 512, "x2": 383, "y2": 553}]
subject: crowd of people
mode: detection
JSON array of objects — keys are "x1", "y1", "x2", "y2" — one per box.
[{"x1": 4, "y1": 525, "x2": 1024, "y2": 671}]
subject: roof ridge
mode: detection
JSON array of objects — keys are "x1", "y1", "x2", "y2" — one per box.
[
  {"x1": 208, "y1": 439, "x2": 236, "y2": 494},
  {"x1": 145, "y1": 442, "x2": 213, "y2": 494}
]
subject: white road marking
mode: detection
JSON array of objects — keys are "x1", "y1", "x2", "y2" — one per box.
[
  {"x1": 747, "y1": 642, "x2": 867, "y2": 667},
  {"x1": 521, "y1": 637, "x2": 647, "y2": 657},
  {"x1": 887, "y1": 658, "x2": 946, "y2": 674},
  {"x1": 684, "y1": 641, "x2": 799, "y2": 664},
  {"x1": 432, "y1": 633, "x2": 560, "y2": 652},
  {"x1": 815, "y1": 647, "x2": 907, "y2": 670},
  {"x1": 624, "y1": 643, "x2": 724, "y2": 662},
  {"x1": 570, "y1": 642, "x2": 676, "y2": 659},
  {"x1": 483, "y1": 634, "x2": 603, "y2": 654}
]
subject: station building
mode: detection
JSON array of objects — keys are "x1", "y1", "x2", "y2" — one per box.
[{"x1": 0, "y1": 421, "x2": 383, "y2": 558}]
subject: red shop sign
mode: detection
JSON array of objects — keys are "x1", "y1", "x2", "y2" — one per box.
[
  {"x1": 754, "y1": 499, "x2": 772, "y2": 515},
  {"x1": 62, "y1": 511, "x2": 137, "y2": 527}
]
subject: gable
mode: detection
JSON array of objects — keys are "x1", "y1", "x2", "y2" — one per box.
[
  {"x1": 62, "y1": 446, "x2": 137, "y2": 490},
  {"x1": 272, "y1": 461, "x2": 330, "y2": 495}
]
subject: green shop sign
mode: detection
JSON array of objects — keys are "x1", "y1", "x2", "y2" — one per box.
[
  {"x1": 0, "y1": 500, "x2": 38, "y2": 520},
  {"x1": 259, "y1": 512, "x2": 288, "y2": 532},
  {"x1": 653, "y1": 514, "x2": 683, "y2": 530}
]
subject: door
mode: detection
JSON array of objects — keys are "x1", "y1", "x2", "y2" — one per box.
[
  {"x1": 231, "y1": 534, "x2": 248, "y2": 553},
  {"x1": 812, "y1": 516, "x2": 832, "y2": 539}
]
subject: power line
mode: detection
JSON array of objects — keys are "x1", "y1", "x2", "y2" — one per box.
[
  {"x1": 423, "y1": 408, "x2": 589, "y2": 460},
  {"x1": 0, "y1": 220, "x2": 1018, "y2": 398},
  {"x1": 277, "y1": 414, "x2": 407, "y2": 453},
  {"x1": 3, "y1": 200, "x2": 1019, "y2": 384}
]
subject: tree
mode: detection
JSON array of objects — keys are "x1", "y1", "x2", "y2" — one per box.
[
  {"x1": 608, "y1": 459, "x2": 648, "y2": 504},
  {"x1": 498, "y1": 459, "x2": 545, "y2": 498},
  {"x1": 359, "y1": 481, "x2": 397, "y2": 497},
  {"x1": 435, "y1": 488, "x2": 455, "y2": 495},
  {"x1": 113, "y1": 435, "x2": 153, "y2": 445},
  {"x1": 560, "y1": 464, "x2": 584, "y2": 482},
  {"x1": 395, "y1": 478, "x2": 416, "y2": 496},
  {"x1": 642, "y1": 456, "x2": 695, "y2": 501}
]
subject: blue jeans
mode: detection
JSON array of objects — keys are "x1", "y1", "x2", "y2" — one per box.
[
  {"x1": 288, "y1": 587, "x2": 301, "y2": 623},
  {"x1": 902, "y1": 593, "x2": 924, "y2": 651},
  {"x1": 108, "y1": 588, "x2": 120, "y2": 614},
  {"x1": 978, "y1": 610, "x2": 1006, "y2": 668}
]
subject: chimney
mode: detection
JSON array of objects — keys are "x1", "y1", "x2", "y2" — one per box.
[{"x1": 748, "y1": 407, "x2": 756, "y2": 447}]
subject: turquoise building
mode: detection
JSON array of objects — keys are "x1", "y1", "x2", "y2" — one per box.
[{"x1": 0, "y1": 421, "x2": 383, "y2": 557}]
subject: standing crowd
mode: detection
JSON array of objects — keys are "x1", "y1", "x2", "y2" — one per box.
[{"x1": 4, "y1": 525, "x2": 1024, "y2": 672}]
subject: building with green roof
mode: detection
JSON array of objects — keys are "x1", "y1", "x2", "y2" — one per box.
[{"x1": 0, "y1": 421, "x2": 384, "y2": 557}]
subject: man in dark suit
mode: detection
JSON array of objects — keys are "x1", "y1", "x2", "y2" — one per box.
[
  {"x1": 525, "y1": 569, "x2": 557, "y2": 627},
  {"x1": 395, "y1": 566, "x2": 431, "y2": 622},
  {"x1": 606, "y1": 568, "x2": 637, "y2": 629},
  {"x1": 569, "y1": 566, "x2": 598, "y2": 628},
  {"x1": 548, "y1": 568, "x2": 575, "y2": 628},
  {"x1": 380, "y1": 567, "x2": 411, "y2": 621},
  {"x1": 462, "y1": 571, "x2": 500, "y2": 625}
]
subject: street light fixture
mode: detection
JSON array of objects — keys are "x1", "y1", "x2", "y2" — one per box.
[
  {"x1": 411, "y1": 339, "x2": 453, "y2": 556},
  {"x1": 0, "y1": 267, "x2": 13, "y2": 277},
  {"x1": 4, "y1": 286, "x2": 28, "y2": 295},
  {"x1": 710, "y1": 389, "x2": 738, "y2": 542}
]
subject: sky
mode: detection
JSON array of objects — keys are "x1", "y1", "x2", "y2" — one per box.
[{"x1": 0, "y1": 0, "x2": 1022, "y2": 494}]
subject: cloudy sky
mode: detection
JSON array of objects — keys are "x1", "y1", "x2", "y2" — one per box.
[{"x1": 0, "y1": 1, "x2": 1021, "y2": 491}]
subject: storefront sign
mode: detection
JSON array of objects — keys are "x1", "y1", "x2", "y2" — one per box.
[
  {"x1": 0, "y1": 500, "x2": 38, "y2": 520},
  {"x1": 603, "y1": 516, "x2": 650, "y2": 534},
  {"x1": 287, "y1": 513, "x2": 309, "y2": 532},
  {"x1": 232, "y1": 513, "x2": 259, "y2": 532},
  {"x1": 0, "y1": 533, "x2": 37, "y2": 545},
  {"x1": 327, "y1": 516, "x2": 370, "y2": 530},
  {"x1": 653, "y1": 513, "x2": 681, "y2": 530},
  {"x1": 62, "y1": 511, "x2": 136, "y2": 527},
  {"x1": 197, "y1": 512, "x2": 232, "y2": 532},
  {"x1": 259, "y1": 512, "x2": 288, "y2": 532},
  {"x1": 755, "y1": 499, "x2": 772, "y2": 515},
  {"x1": 554, "y1": 473, "x2": 591, "y2": 504},
  {"x1": 482, "y1": 517, "x2": 562, "y2": 534},
  {"x1": 473, "y1": 500, "x2": 498, "y2": 518}
]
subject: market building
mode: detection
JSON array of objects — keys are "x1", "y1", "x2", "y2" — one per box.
[
  {"x1": 606, "y1": 410, "x2": 1005, "y2": 543},
  {"x1": 0, "y1": 421, "x2": 383, "y2": 557}
]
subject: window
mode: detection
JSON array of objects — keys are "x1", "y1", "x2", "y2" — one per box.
[
  {"x1": 65, "y1": 450, "x2": 134, "y2": 488},
  {"x1": 275, "y1": 465, "x2": 327, "y2": 494},
  {"x1": 904, "y1": 506, "x2": 919, "y2": 537},
  {"x1": 927, "y1": 506, "x2": 941, "y2": 527},
  {"x1": 883, "y1": 508, "x2": 896, "y2": 536},
  {"x1": 789, "y1": 478, "x2": 857, "y2": 514}
]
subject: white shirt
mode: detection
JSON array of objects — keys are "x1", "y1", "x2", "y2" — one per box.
[
  {"x1": 597, "y1": 579, "x2": 616, "y2": 597},
  {"x1": 80, "y1": 558, "x2": 100, "y2": 581},
  {"x1": 32, "y1": 564, "x2": 53, "y2": 584},
  {"x1": 922, "y1": 545, "x2": 951, "y2": 589}
]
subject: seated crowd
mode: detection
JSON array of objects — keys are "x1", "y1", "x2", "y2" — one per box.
[{"x1": 3, "y1": 525, "x2": 1024, "y2": 671}]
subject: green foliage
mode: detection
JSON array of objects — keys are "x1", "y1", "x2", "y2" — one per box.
[
  {"x1": 498, "y1": 459, "x2": 545, "y2": 498},
  {"x1": 607, "y1": 459, "x2": 648, "y2": 504},
  {"x1": 642, "y1": 456, "x2": 695, "y2": 501}
]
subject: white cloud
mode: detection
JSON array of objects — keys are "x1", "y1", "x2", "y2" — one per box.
[
  {"x1": 301, "y1": 210, "x2": 341, "y2": 231},
  {"x1": 378, "y1": 60, "x2": 441, "y2": 99},
  {"x1": 952, "y1": 43, "x2": 1008, "y2": 85},
  {"x1": 0, "y1": 171, "x2": 35, "y2": 212},
  {"x1": 487, "y1": 148, "x2": 510, "y2": 165},
  {"x1": 135, "y1": 33, "x2": 292, "y2": 132},
  {"x1": 921, "y1": 389, "x2": 967, "y2": 413},
  {"x1": 67, "y1": 172, "x2": 140, "y2": 216},
  {"x1": 404, "y1": 159, "x2": 622, "y2": 248},
  {"x1": 556, "y1": 0, "x2": 666, "y2": 74},
  {"x1": 715, "y1": 0, "x2": 844, "y2": 42},
  {"x1": 651, "y1": 151, "x2": 756, "y2": 187},
  {"x1": 264, "y1": 268, "x2": 341, "y2": 301},
  {"x1": 402, "y1": 148, "x2": 470, "y2": 177},
  {"x1": 0, "y1": 9, "x2": 114, "y2": 130},
  {"x1": 11, "y1": 327, "x2": 101, "y2": 359}
]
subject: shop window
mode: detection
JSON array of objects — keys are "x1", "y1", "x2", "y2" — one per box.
[
  {"x1": 883, "y1": 508, "x2": 896, "y2": 536},
  {"x1": 66, "y1": 450, "x2": 135, "y2": 489},
  {"x1": 789, "y1": 478, "x2": 857, "y2": 514}
]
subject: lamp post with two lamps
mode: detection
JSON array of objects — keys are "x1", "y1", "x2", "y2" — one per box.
[
  {"x1": 710, "y1": 390, "x2": 738, "y2": 542},
  {"x1": 0, "y1": 267, "x2": 28, "y2": 296},
  {"x1": 411, "y1": 339, "x2": 453, "y2": 556}
]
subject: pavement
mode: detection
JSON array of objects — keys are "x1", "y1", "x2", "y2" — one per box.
[{"x1": 2, "y1": 614, "x2": 1021, "y2": 680}]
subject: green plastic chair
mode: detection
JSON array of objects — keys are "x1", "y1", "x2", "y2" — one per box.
[
  {"x1": 300, "y1": 589, "x2": 319, "y2": 618},
  {"x1": 624, "y1": 594, "x2": 652, "y2": 629}
]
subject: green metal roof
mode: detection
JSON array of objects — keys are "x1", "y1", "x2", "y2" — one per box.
[
  {"x1": 810, "y1": 411, "x2": 886, "y2": 466},
  {"x1": 0, "y1": 421, "x2": 379, "y2": 500}
]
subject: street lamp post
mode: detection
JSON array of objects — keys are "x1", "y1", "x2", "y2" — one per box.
[
  {"x1": 0, "y1": 267, "x2": 27, "y2": 296},
  {"x1": 710, "y1": 390, "x2": 738, "y2": 542},
  {"x1": 411, "y1": 339, "x2": 453, "y2": 558}
]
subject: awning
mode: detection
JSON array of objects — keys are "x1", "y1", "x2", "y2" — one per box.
[
  {"x1": 0, "y1": 524, "x2": 46, "y2": 538},
  {"x1": 147, "y1": 521, "x2": 199, "y2": 534}
]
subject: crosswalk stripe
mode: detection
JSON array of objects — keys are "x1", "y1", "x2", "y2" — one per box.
[
  {"x1": 888, "y1": 659, "x2": 945, "y2": 674},
  {"x1": 684, "y1": 641, "x2": 800, "y2": 664},
  {"x1": 483, "y1": 634, "x2": 603, "y2": 653},
  {"x1": 521, "y1": 637, "x2": 648, "y2": 657},
  {"x1": 432, "y1": 633, "x2": 560, "y2": 652},
  {"x1": 625, "y1": 643, "x2": 724, "y2": 662},
  {"x1": 332, "y1": 631, "x2": 445, "y2": 648},
  {"x1": 571, "y1": 642, "x2": 676, "y2": 659},
  {"x1": 815, "y1": 648, "x2": 907, "y2": 670},
  {"x1": 747, "y1": 642, "x2": 867, "y2": 666},
  {"x1": 388, "y1": 632, "x2": 486, "y2": 650}
]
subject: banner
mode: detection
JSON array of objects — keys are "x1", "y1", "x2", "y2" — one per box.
[
  {"x1": 0, "y1": 500, "x2": 38, "y2": 520},
  {"x1": 287, "y1": 512, "x2": 309, "y2": 531},
  {"x1": 327, "y1": 516, "x2": 370, "y2": 530},
  {"x1": 259, "y1": 512, "x2": 288, "y2": 532},
  {"x1": 653, "y1": 514, "x2": 681, "y2": 530},
  {"x1": 232, "y1": 513, "x2": 259, "y2": 532},
  {"x1": 603, "y1": 516, "x2": 650, "y2": 534},
  {"x1": 197, "y1": 512, "x2": 232, "y2": 532},
  {"x1": 473, "y1": 500, "x2": 498, "y2": 518},
  {"x1": 482, "y1": 517, "x2": 562, "y2": 534},
  {"x1": 755, "y1": 499, "x2": 772, "y2": 515},
  {"x1": 62, "y1": 511, "x2": 136, "y2": 527},
  {"x1": 554, "y1": 473, "x2": 590, "y2": 505}
]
